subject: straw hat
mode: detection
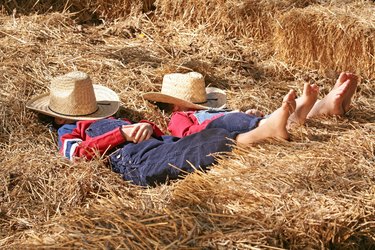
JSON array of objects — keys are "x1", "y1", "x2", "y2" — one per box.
[
  {"x1": 26, "y1": 71, "x2": 120, "y2": 120},
  {"x1": 143, "y1": 72, "x2": 226, "y2": 110}
]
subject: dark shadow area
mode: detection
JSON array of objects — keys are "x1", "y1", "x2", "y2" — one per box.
[
  {"x1": 1, "y1": 1, "x2": 102, "y2": 25},
  {"x1": 1, "y1": 0, "x2": 156, "y2": 25},
  {"x1": 346, "y1": 108, "x2": 375, "y2": 124},
  {"x1": 329, "y1": 235, "x2": 375, "y2": 250},
  {"x1": 114, "y1": 106, "x2": 147, "y2": 123},
  {"x1": 37, "y1": 106, "x2": 149, "y2": 127},
  {"x1": 109, "y1": 47, "x2": 162, "y2": 68}
]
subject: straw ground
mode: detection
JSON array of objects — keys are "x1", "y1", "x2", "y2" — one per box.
[{"x1": 0, "y1": 0, "x2": 374, "y2": 249}]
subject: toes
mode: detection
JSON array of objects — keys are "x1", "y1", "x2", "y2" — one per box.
[
  {"x1": 338, "y1": 79, "x2": 351, "y2": 93},
  {"x1": 334, "y1": 72, "x2": 349, "y2": 89},
  {"x1": 289, "y1": 89, "x2": 297, "y2": 99},
  {"x1": 283, "y1": 90, "x2": 297, "y2": 112},
  {"x1": 311, "y1": 84, "x2": 320, "y2": 98},
  {"x1": 311, "y1": 84, "x2": 319, "y2": 92},
  {"x1": 304, "y1": 83, "x2": 319, "y2": 96},
  {"x1": 282, "y1": 90, "x2": 296, "y2": 103},
  {"x1": 339, "y1": 72, "x2": 349, "y2": 83},
  {"x1": 303, "y1": 82, "x2": 310, "y2": 94}
]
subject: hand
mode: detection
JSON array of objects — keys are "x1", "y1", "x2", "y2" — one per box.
[
  {"x1": 245, "y1": 109, "x2": 264, "y2": 117},
  {"x1": 121, "y1": 123, "x2": 153, "y2": 143}
]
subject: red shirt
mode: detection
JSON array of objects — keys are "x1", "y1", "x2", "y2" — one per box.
[
  {"x1": 168, "y1": 111, "x2": 226, "y2": 137},
  {"x1": 58, "y1": 118, "x2": 164, "y2": 160}
]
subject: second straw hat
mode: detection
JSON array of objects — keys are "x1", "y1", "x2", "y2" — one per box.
[{"x1": 143, "y1": 72, "x2": 226, "y2": 110}]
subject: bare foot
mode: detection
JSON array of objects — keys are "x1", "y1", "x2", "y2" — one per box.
[
  {"x1": 236, "y1": 90, "x2": 296, "y2": 145},
  {"x1": 288, "y1": 82, "x2": 319, "y2": 126},
  {"x1": 307, "y1": 72, "x2": 358, "y2": 118},
  {"x1": 341, "y1": 73, "x2": 358, "y2": 112}
]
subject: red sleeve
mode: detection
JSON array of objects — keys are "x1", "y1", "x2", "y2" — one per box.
[
  {"x1": 59, "y1": 120, "x2": 126, "y2": 160},
  {"x1": 168, "y1": 111, "x2": 222, "y2": 137},
  {"x1": 139, "y1": 120, "x2": 165, "y2": 137}
]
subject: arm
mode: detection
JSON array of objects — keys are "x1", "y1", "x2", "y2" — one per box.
[{"x1": 58, "y1": 120, "x2": 127, "y2": 161}]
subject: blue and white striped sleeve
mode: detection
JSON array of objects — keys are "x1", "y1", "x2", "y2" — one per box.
[{"x1": 57, "y1": 123, "x2": 82, "y2": 160}]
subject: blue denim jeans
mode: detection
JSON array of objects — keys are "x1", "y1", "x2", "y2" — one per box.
[
  {"x1": 109, "y1": 128, "x2": 238, "y2": 186},
  {"x1": 206, "y1": 112, "x2": 263, "y2": 133}
]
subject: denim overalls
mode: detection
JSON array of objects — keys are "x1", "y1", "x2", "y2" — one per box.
[
  {"x1": 206, "y1": 112, "x2": 263, "y2": 133},
  {"x1": 86, "y1": 119, "x2": 238, "y2": 187}
]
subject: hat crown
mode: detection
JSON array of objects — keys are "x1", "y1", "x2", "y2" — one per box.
[
  {"x1": 48, "y1": 71, "x2": 98, "y2": 116},
  {"x1": 161, "y1": 72, "x2": 206, "y2": 104}
]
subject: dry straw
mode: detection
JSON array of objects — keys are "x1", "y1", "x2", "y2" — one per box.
[{"x1": 0, "y1": 0, "x2": 374, "y2": 249}]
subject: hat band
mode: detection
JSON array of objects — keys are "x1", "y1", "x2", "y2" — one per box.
[
  {"x1": 48, "y1": 105, "x2": 99, "y2": 117},
  {"x1": 194, "y1": 98, "x2": 218, "y2": 104}
]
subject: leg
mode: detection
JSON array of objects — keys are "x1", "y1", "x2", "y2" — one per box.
[
  {"x1": 236, "y1": 89, "x2": 296, "y2": 144},
  {"x1": 307, "y1": 72, "x2": 358, "y2": 118},
  {"x1": 110, "y1": 129, "x2": 238, "y2": 186},
  {"x1": 206, "y1": 112, "x2": 263, "y2": 134}
]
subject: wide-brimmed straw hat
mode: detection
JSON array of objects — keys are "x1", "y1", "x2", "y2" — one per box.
[
  {"x1": 143, "y1": 72, "x2": 226, "y2": 110},
  {"x1": 26, "y1": 71, "x2": 120, "y2": 120}
]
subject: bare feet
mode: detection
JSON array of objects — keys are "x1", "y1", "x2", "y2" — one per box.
[
  {"x1": 288, "y1": 82, "x2": 319, "y2": 126},
  {"x1": 236, "y1": 90, "x2": 296, "y2": 145},
  {"x1": 307, "y1": 72, "x2": 358, "y2": 118}
]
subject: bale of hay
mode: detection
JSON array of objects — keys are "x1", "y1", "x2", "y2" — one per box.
[
  {"x1": 153, "y1": 0, "x2": 321, "y2": 40},
  {"x1": 274, "y1": 2, "x2": 375, "y2": 79}
]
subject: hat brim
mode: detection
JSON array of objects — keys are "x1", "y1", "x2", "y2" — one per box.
[
  {"x1": 26, "y1": 85, "x2": 120, "y2": 120},
  {"x1": 143, "y1": 87, "x2": 226, "y2": 110}
]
